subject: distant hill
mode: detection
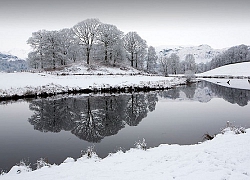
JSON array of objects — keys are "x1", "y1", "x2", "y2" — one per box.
[
  {"x1": 3, "y1": 48, "x2": 30, "y2": 60},
  {"x1": 0, "y1": 52, "x2": 28, "y2": 72},
  {"x1": 156, "y1": 44, "x2": 226, "y2": 64}
]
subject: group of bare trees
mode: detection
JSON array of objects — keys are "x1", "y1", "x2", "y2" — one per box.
[
  {"x1": 158, "y1": 44, "x2": 250, "y2": 75},
  {"x1": 27, "y1": 18, "x2": 158, "y2": 73},
  {"x1": 195, "y1": 44, "x2": 250, "y2": 73},
  {"x1": 159, "y1": 52, "x2": 196, "y2": 76}
]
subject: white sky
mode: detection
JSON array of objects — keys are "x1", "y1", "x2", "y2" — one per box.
[{"x1": 0, "y1": 0, "x2": 250, "y2": 51}]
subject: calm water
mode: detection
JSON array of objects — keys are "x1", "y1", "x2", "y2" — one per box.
[{"x1": 0, "y1": 80, "x2": 250, "y2": 172}]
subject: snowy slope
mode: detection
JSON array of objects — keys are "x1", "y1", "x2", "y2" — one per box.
[
  {"x1": 0, "y1": 52, "x2": 28, "y2": 72},
  {"x1": 1, "y1": 128, "x2": 250, "y2": 180},
  {"x1": 157, "y1": 44, "x2": 226, "y2": 63},
  {"x1": 0, "y1": 52, "x2": 22, "y2": 62},
  {"x1": 197, "y1": 62, "x2": 250, "y2": 77}
]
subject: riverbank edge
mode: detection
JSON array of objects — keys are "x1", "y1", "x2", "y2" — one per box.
[{"x1": 0, "y1": 75, "x2": 190, "y2": 102}]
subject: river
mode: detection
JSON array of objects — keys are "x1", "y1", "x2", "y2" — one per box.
[{"x1": 0, "y1": 80, "x2": 249, "y2": 172}]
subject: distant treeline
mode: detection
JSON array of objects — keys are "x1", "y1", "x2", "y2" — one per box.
[{"x1": 196, "y1": 44, "x2": 250, "y2": 73}]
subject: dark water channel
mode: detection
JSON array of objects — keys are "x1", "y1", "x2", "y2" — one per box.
[{"x1": 0, "y1": 80, "x2": 250, "y2": 172}]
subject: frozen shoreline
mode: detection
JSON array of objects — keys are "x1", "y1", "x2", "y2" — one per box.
[{"x1": 0, "y1": 72, "x2": 187, "y2": 101}]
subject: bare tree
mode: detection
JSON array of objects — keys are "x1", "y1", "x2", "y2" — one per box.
[
  {"x1": 73, "y1": 19, "x2": 101, "y2": 65},
  {"x1": 146, "y1": 46, "x2": 158, "y2": 73},
  {"x1": 159, "y1": 51, "x2": 168, "y2": 76},
  {"x1": 97, "y1": 23, "x2": 123, "y2": 64},
  {"x1": 168, "y1": 53, "x2": 180, "y2": 74},
  {"x1": 184, "y1": 54, "x2": 196, "y2": 72},
  {"x1": 123, "y1": 32, "x2": 147, "y2": 68}
]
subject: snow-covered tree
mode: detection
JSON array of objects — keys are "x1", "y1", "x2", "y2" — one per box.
[
  {"x1": 184, "y1": 54, "x2": 196, "y2": 72},
  {"x1": 72, "y1": 19, "x2": 101, "y2": 65},
  {"x1": 27, "y1": 30, "x2": 47, "y2": 69},
  {"x1": 97, "y1": 23, "x2": 123, "y2": 64},
  {"x1": 208, "y1": 44, "x2": 250, "y2": 71},
  {"x1": 123, "y1": 32, "x2": 147, "y2": 69},
  {"x1": 27, "y1": 30, "x2": 63, "y2": 69},
  {"x1": 158, "y1": 52, "x2": 168, "y2": 76},
  {"x1": 112, "y1": 39, "x2": 126, "y2": 66},
  {"x1": 146, "y1": 46, "x2": 157, "y2": 73},
  {"x1": 168, "y1": 53, "x2": 180, "y2": 74}
]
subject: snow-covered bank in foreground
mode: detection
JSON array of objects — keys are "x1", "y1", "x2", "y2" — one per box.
[
  {"x1": 1, "y1": 128, "x2": 250, "y2": 180},
  {"x1": 0, "y1": 72, "x2": 186, "y2": 99},
  {"x1": 197, "y1": 62, "x2": 250, "y2": 77}
]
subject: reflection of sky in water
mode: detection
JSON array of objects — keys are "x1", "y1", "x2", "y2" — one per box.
[{"x1": 0, "y1": 81, "x2": 250, "y2": 172}]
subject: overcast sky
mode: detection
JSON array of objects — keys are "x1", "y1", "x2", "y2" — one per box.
[{"x1": 1, "y1": 0, "x2": 250, "y2": 51}]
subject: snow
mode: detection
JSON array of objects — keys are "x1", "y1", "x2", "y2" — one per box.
[
  {"x1": 196, "y1": 62, "x2": 250, "y2": 90},
  {"x1": 1, "y1": 128, "x2": 250, "y2": 180},
  {"x1": 197, "y1": 62, "x2": 250, "y2": 77},
  {"x1": 0, "y1": 71, "x2": 186, "y2": 98},
  {"x1": 200, "y1": 78, "x2": 250, "y2": 90},
  {"x1": 156, "y1": 44, "x2": 226, "y2": 63}
]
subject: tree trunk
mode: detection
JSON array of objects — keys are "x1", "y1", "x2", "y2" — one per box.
[
  {"x1": 131, "y1": 52, "x2": 134, "y2": 67},
  {"x1": 104, "y1": 44, "x2": 108, "y2": 63},
  {"x1": 135, "y1": 53, "x2": 138, "y2": 68},
  {"x1": 86, "y1": 48, "x2": 90, "y2": 65}
]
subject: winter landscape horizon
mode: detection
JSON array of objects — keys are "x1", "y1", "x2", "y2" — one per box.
[{"x1": 1, "y1": 0, "x2": 250, "y2": 179}]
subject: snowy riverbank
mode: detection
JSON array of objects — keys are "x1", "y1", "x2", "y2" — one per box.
[
  {"x1": 1, "y1": 127, "x2": 250, "y2": 180},
  {"x1": 0, "y1": 72, "x2": 186, "y2": 100}
]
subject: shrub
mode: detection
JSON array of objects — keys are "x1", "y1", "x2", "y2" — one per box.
[
  {"x1": 221, "y1": 121, "x2": 246, "y2": 134},
  {"x1": 35, "y1": 158, "x2": 51, "y2": 169},
  {"x1": 134, "y1": 138, "x2": 147, "y2": 150},
  {"x1": 81, "y1": 146, "x2": 96, "y2": 158}
]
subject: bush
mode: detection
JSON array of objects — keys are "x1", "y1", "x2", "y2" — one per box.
[
  {"x1": 221, "y1": 121, "x2": 246, "y2": 134},
  {"x1": 35, "y1": 158, "x2": 51, "y2": 169},
  {"x1": 81, "y1": 146, "x2": 96, "y2": 158},
  {"x1": 134, "y1": 138, "x2": 147, "y2": 150}
]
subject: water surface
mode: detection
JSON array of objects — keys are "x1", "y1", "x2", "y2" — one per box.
[{"x1": 0, "y1": 80, "x2": 249, "y2": 172}]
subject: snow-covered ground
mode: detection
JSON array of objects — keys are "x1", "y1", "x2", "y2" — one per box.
[
  {"x1": 197, "y1": 62, "x2": 250, "y2": 77},
  {"x1": 0, "y1": 71, "x2": 186, "y2": 99},
  {"x1": 1, "y1": 128, "x2": 249, "y2": 180}
]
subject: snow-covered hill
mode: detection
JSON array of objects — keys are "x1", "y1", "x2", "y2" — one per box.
[
  {"x1": 3, "y1": 48, "x2": 30, "y2": 60},
  {"x1": 0, "y1": 52, "x2": 28, "y2": 72},
  {"x1": 197, "y1": 62, "x2": 250, "y2": 77},
  {"x1": 157, "y1": 44, "x2": 226, "y2": 64}
]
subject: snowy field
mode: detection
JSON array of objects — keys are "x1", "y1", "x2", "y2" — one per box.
[
  {"x1": 0, "y1": 71, "x2": 186, "y2": 99},
  {"x1": 1, "y1": 128, "x2": 250, "y2": 180},
  {"x1": 197, "y1": 62, "x2": 250, "y2": 77}
]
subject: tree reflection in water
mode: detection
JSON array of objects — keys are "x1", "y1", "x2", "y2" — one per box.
[
  {"x1": 28, "y1": 81, "x2": 250, "y2": 143},
  {"x1": 29, "y1": 93, "x2": 158, "y2": 142}
]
